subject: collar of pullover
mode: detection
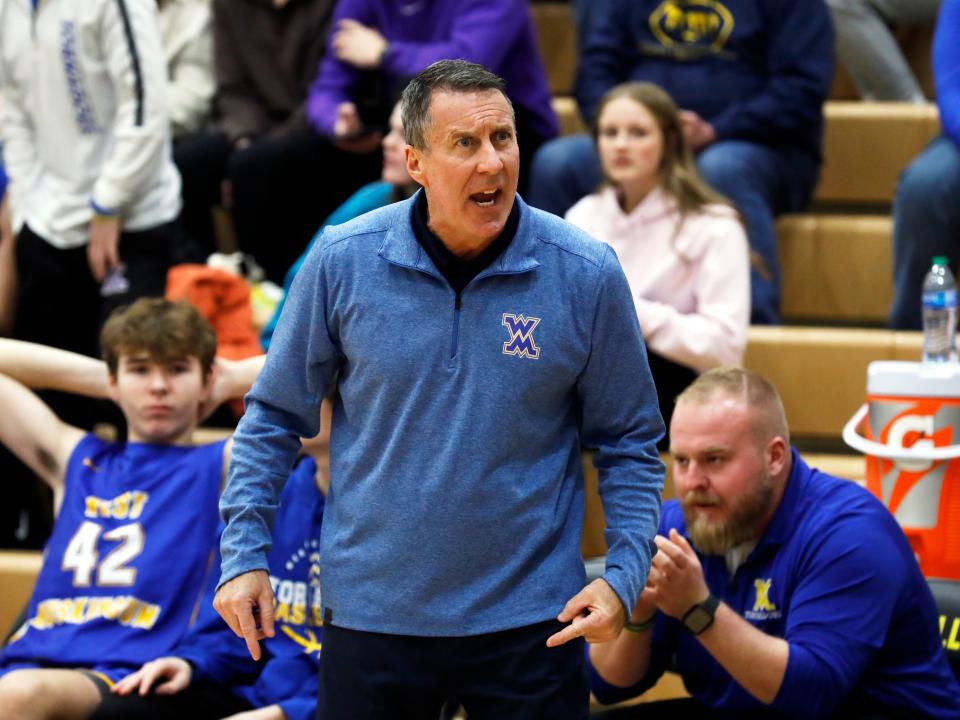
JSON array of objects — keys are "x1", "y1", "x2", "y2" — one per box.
[{"x1": 378, "y1": 190, "x2": 539, "y2": 283}]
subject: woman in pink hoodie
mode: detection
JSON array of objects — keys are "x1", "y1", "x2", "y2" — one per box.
[{"x1": 566, "y1": 82, "x2": 749, "y2": 441}]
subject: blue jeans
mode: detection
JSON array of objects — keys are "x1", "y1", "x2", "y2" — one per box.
[
  {"x1": 527, "y1": 135, "x2": 820, "y2": 325},
  {"x1": 889, "y1": 135, "x2": 960, "y2": 329}
]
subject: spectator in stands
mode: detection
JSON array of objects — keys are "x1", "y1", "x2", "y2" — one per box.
[
  {"x1": 0, "y1": 0, "x2": 181, "y2": 360},
  {"x1": 262, "y1": 100, "x2": 418, "y2": 349},
  {"x1": 589, "y1": 367, "x2": 960, "y2": 719},
  {"x1": 157, "y1": 0, "x2": 216, "y2": 139},
  {"x1": 827, "y1": 0, "x2": 940, "y2": 102},
  {"x1": 89, "y1": 431, "x2": 327, "y2": 720},
  {"x1": 0, "y1": 299, "x2": 263, "y2": 720},
  {"x1": 306, "y1": 0, "x2": 558, "y2": 195},
  {"x1": 527, "y1": 0, "x2": 833, "y2": 325},
  {"x1": 215, "y1": 60, "x2": 664, "y2": 719},
  {"x1": 565, "y1": 82, "x2": 748, "y2": 440},
  {"x1": 889, "y1": 0, "x2": 960, "y2": 329},
  {"x1": 173, "y1": 0, "x2": 382, "y2": 282}
]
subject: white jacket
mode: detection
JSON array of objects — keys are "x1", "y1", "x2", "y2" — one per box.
[
  {"x1": 158, "y1": 0, "x2": 214, "y2": 138},
  {"x1": 0, "y1": 0, "x2": 180, "y2": 248}
]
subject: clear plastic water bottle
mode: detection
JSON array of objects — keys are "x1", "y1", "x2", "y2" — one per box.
[{"x1": 922, "y1": 256, "x2": 958, "y2": 363}]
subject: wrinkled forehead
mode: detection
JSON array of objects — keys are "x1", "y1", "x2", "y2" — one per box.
[{"x1": 425, "y1": 89, "x2": 515, "y2": 132}]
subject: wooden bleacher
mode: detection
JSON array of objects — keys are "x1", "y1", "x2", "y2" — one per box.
[{"x1": 0, "y1": 550, "x2": 43, "y2": 639}]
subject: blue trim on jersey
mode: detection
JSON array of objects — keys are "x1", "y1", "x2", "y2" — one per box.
[
  {"x1": 177, "y1": 456, "x2": 324, "y2": 720},
  {"x1": 0, "y1": 435, "x2": 225, "y2": 672},
  {"x1": 588, "y1": 450, "x2": 960, "y2": 718}
]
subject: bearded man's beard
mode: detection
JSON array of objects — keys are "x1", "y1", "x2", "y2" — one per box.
[{"x1": 681, "y1": 474, "x2": 774, "y2": 555}]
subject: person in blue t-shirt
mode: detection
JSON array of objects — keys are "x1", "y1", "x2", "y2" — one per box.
[
  {"x1": 0, "y1": 298, "x2": 263, "y2": 720},
  {"x1": 89, "y1": 444, "x2": 328, "y2": 720},
  {"x1": 589, "y1": 367, "x2": 960, "y2": 719}
]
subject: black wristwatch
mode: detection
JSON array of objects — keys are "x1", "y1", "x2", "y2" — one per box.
[{"x1": 681, "y1": 594, "x2": 719, "y2": 636}]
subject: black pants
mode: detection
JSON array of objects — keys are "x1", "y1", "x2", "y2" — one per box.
[
  {"x1": 320, "y1": 619, "x2": 589, "y2": 720},
  {"x1": 646, "y1": 351, "x2": 698, "y2": 451},
  {"x1": 174, "y1": 130, "x2": 383, "y2": 284},
  {"x1": 89, "y1": 679, "x2": 252, "y2": 719},
  {"x1": 13, "y1": 222, "x2": 174, "y2": 358}
]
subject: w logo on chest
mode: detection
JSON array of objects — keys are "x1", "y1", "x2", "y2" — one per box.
[{"x1": 502, "y1": 314, "x2": 541, "y2": 360}]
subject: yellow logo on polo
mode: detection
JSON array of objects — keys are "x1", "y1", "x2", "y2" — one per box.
[
  {"x1": 753, "y1": 578, "x2": 777, "y2": 613},
  {"x1": 650, "y1": 0, "x2": 734, "y2": 50}
]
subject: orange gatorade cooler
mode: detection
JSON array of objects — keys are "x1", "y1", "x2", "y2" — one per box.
[{"x1": 843, "y1": 361, "x2": 960, "y2": 580}]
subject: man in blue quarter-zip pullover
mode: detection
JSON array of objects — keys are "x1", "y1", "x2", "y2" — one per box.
[
  {"x1": 589, "y1": 367, "x2": 960, "y2": 719},
  {"x1": 215, "y1": 59, "x2": 665, "y2": 720}
]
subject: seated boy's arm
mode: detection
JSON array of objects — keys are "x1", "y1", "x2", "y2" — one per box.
[
  {"x1": 0, "y1": 372, "x2": 83, "y2": 492},
  {"x1": 0, "y1": 338, "x2": 109, "y2": 398},
  {"x1": 204, "y1": 355, "x2": 266, "y2": 418}
]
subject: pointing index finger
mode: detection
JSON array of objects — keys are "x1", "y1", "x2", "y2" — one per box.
[{"x1": 236, "y1": 605, "x2": 263, "y2": 661}]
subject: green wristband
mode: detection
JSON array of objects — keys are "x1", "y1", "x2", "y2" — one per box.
[{"x1": 624, "y1": 612, "x2": 657, "y2": 633}]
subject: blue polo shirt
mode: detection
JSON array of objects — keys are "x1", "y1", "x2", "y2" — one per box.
[{"x1": 589, "y1": 451, "x2": 960, "y2": 718}]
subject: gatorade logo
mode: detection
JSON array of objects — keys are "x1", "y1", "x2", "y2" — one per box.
[{"x1": 887, "y1": 414, "x2": 939, "y2": 473}]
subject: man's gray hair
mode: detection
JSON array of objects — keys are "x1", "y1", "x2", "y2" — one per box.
[{"x1": 401, "y1": 59, "x2": 513, "y2": 150}]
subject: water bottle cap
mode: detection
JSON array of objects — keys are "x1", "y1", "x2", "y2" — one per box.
[{"x1": 933, "y1": 256, "x2": 949, "y2": 266}]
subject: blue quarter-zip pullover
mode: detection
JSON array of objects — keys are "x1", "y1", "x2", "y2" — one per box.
[{"x1": 220, "y1": 193, "x2": 664, "y2": 636}]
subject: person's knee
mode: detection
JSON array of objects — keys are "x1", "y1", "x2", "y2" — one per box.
[
  {"x1": 0, "y1": 671, "x2": 46, "y2": 719},
  {"x1": 530, "y1": 136, "x2": 582, "y2": 179},
  {"x1": 528, "y1": 135, "x2": 598, "y2": 214},
  {"x1": 896, "y1": 145, "x2": 960, "y2": 213},
  {"x1": 696, "y1": 143, "x2": 758, "y2": 188}
]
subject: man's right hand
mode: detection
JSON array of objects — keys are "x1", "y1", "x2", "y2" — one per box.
[
  {"x1": 87, "y1": 215, "x2": 121, "y2": 282},
  {"x1": 213, "y1": 569, "x2": 276, "y2": 661}
]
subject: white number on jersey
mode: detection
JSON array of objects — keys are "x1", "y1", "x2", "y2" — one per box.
[{"x1": 62, "y1": 521, "x2": 145, "y2": 587}]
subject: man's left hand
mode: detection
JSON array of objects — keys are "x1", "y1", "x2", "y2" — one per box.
[
  {"x1": 546, "y1": 578, "x2": 625, "y2": 647},
  {"x1": 648, "y1": 529, "x2": 711, "y2": 619},
  {"x1": 87, "y1": 215, "x2": 121, "y2": 282},
  {"x1": 332, "y1": 19, "x2": 388, "y2": 70}
]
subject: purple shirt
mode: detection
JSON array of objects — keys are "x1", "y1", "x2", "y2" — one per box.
[{"x1": 306, "y1": 0, "x2": 557, "y2": 141}]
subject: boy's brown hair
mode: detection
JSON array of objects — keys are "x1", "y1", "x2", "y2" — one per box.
[{"x1": 100, "y1": 298, "x2": 217, "y2": 377}]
